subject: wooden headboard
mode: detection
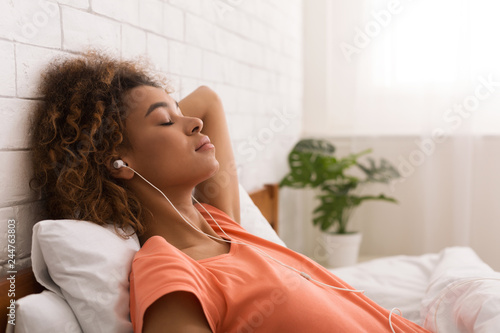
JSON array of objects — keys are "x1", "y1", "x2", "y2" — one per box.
[
  {"x1": 0, "y1": 184, "x2": 280, "y2": 330},
  {"x1": 248, "y1": 183, "x2": 280, "y2": 233}
]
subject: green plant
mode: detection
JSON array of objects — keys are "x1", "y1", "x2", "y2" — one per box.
[{"x1": 279, "y1": 139, "x2": 401, "y2": 234}]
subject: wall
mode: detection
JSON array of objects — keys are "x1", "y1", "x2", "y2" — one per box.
[{"x1": 0, "y1": 0, "x2": 303, "y2": 277}]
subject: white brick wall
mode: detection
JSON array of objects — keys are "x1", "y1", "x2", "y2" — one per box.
[{"x1": 0, "y1": 0, "x2": 303, "y2": 276}]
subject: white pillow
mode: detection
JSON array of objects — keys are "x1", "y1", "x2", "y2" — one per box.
[
  {"x1": 30, "y1": 185, "x2": 284, "y2": 332},
  {"x1": 9, "y1": 290, "x2": 81, "y2": 333},
  {"x1": 239, "y1": 184, "x2": 286, "y2": 247},
  {"x1": 31, "y1": 221, "x2": 139, "y2": 333}
]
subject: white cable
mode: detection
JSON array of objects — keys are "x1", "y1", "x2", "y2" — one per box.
[
  {"x1": 389, "y1": 308, "x2": 402, "y2": 333},
  {"x1": 127, "y1": 165, "x2": 364, "y2": 294}
]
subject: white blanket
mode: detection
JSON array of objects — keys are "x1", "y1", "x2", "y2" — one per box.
[{"x1": 330, "y1": 247, "x2": 500, "y2": 333}]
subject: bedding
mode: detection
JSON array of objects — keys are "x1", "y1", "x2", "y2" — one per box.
[
  {"x1": 10, "y1": 184, "x2": 500, "y2": 333},
  {"x1": 330, "y1": 247, "x2": 500, "y2": 332}
]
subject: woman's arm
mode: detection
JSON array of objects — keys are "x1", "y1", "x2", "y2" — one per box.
[
  {"x1": 178, "y1": 86, "x2": 240, "y2": 223},
  {"x1": 143, "y1": 292, "x2": 212, "y2": 333}
]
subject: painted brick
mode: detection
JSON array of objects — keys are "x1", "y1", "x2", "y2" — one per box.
[
  {"x1": 0, "y1": 1, "x2": 16, "y2": 40},
  {"x1": 0, "y1": 151, "x2": 38, "y2": 207},
  {"x1": 236, "y1": 0, "x2": 256, "y2": 16},
  {"x1": 214, "y1": 28, "x2": 240, "y2": 59},
  {"x1": 249, "y1": 19, "x2": 267, "y2": 45},
  {"x1": 185, "y1": 14, "x2": 215, "y2": 52},
  {"x1": 0, "y1": 99, "x2": 38, "y2": 150},
  {"x1": 213, "y1": 83, "x2": 239, "y2": 114},
  {"x1": 56, "y1": 0, "x2": 90, "y2": 9},
  {"x1": 283, "y1": 36, "x2": 301, "y2": 59},
  {"x1": 236, "y1": 63, "x2": 252, "y2": 89},
  {"x1": 62, "y1": 6, "x2": 121, "y2": 55},
  {"x1": 227, "y1": 113, "x2": 255, "y2": 141},
  {"x1": 206, "y1": 0, "x2": 233, "y2": 21},
  {"x1": 202, "y1": 51, "x2": 227, "y2": 83},
  {"x1": 139, "y1": 0, "x2": 163, "y2": 34},
  {"x1": 167, "y1": 74, "x2": 181, "y2": 101},
  {"x1": 179, "y1": 77, "x2": 200, "y2": 100},
  {"x1": 221, "y1": 58, "x2": 240, "y2": 87},
  {"x1": 168, "y1": 41, "x2": 202, "y2": 78},
  {"x1": 213, "y1": 4, "x2": 241, "y2": 33},
  {"x1": 198, "y1": 0, "x2": 218, "y2": 22},
  {"x1": 9, "y1": 0, "x2": 61, "y2": 48},
  {"x1": 147, "y1": 33, "x2": 169, "y2": 73},
  {"x1": 14, "y1": 201, "x2": 46, "y2": 260},
  {"x1": 169, "y1": 0, "x2": 203, "y2": 15},
  {"x1": 16, "y1": 44, "x2": 67, "y2": 98},
  {"x1": 163, "y1": 3, "x2": 184, "y2": 41},
  {"x1": 0, "y1": 0, "x2": 304, "y2": 272},
  {"x1": 92, "y1": 0, "x2": 139, "y2": 25},
  {"x1": 121, "y1": 24, "x2": 147, "y2": 59},
  {"x1": 0, "y1": 42, "x2": 16, "y2": 97},
  {"x1": 267, "y1": 28, "x2": 281, "y2": 52},
  {"x1": 243, "y1": 40, "x2": 265, "y2": 67}
]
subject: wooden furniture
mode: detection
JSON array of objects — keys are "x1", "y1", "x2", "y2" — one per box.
[
  {"x1": 0, "y1": 184, "x2": 280, "y2": 330},
  {"x1": 248, "y1": 183, "x2": 280, "y2": 233}
]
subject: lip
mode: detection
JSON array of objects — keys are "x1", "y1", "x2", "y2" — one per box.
[{"x1": 195, "y1": 136, "x2": 214, "y2": 151}]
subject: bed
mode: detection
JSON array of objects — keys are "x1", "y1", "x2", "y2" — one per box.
[{"x1": 2, "y1": 184, "x2": 500, "y2": 332}]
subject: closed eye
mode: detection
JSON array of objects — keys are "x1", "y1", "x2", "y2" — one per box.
[{"x1": 160, "y1": 121, "x2": 174, "y2": 126}]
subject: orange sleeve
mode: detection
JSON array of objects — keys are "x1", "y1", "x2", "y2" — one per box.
[{"x1": 129, "y1": 237, "x2": 223, "y2": 333}]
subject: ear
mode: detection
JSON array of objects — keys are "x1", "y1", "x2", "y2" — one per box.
[{"x1": 106, "y1": 158, "x2": 135, "y2": 180}]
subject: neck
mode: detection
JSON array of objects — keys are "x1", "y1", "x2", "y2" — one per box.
[{"x1": 130, "y1": 178, "x2": 221, "y2": 247}]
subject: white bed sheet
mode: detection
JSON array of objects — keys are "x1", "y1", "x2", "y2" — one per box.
[{"x1": 330, "y1": 247, "x2": 500, "y2": 333}]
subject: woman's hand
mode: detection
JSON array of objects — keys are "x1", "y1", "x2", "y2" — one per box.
[{"x1": 178, "y1": 86, "x2": 240, "y2": 224}]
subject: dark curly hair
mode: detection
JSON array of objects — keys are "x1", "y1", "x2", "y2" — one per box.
[{"x1": 30, "y1": 51, "x2": 168, "y2": 236}]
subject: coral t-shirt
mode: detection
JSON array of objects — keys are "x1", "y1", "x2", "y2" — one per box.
[{"x1": 129, "y1": 204, "x2": 429, "y2": 333}]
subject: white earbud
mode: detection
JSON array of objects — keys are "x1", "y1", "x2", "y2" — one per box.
[{"x1": 113, "y1": 160, "x2": 126, "y2": 169}]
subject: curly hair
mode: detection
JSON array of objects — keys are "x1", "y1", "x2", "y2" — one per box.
[{"x1": 30, "y1": 51, "x2": 168, "y2": 236}]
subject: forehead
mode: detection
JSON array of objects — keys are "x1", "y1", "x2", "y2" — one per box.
[{"x1": 123, "y1": 85, "x2": 175, "y2": 115}]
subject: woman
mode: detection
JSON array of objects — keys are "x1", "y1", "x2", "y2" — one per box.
[{"x1": 31, "y1": 52, "x2": 429, "y2": 333}]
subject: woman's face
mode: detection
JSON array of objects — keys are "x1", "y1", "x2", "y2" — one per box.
[{"x1": 120, "y1": 85, "x2": 219, "y2": 190}]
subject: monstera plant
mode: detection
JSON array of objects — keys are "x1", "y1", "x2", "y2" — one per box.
[{"x1": 280, "y1": 139, "x2": 401, "y2": 234}]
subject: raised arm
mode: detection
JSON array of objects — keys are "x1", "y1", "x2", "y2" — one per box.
[{"x1": 178, "y1": 86, "x2": 240, "y2": 223}]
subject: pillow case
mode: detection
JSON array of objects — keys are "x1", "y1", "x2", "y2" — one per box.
[
  {"x1": 8, "y1": 290, "x2": 81, "y2": 333},
  {"x1": 30, "y1": 184, "x2": 284, "y2": 332},
  {"x1": 238, "y1": 184, "x2": 286, "y2": 247},
  {"x1": 31, "y1": 221, "x2": 139, "y2": 333}
]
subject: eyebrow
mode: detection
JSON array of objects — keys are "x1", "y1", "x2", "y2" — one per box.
[{"x1": 144, "y1": 101, "x2": 179, "y2": 117}]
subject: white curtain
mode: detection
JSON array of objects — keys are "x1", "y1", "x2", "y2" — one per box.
[
  {"x1": 329, "y1": 0, "x2": 500, "y2": 135},
  {"x1": 292, "y1": 0, "x2": 500, "y2": 270}
]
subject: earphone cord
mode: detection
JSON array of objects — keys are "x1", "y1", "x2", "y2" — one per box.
[{"x1": 127, "y1": 165, "x2": 364, "y2": 294}]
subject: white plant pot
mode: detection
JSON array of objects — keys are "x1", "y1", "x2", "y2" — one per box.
[{"x1": 321, "y1": 232, "x2": 362, "y2": 268}]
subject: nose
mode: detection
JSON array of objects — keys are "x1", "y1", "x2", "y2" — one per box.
[{"x1": 187, "y1": 117, "x2": 203, "y2": 134}]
